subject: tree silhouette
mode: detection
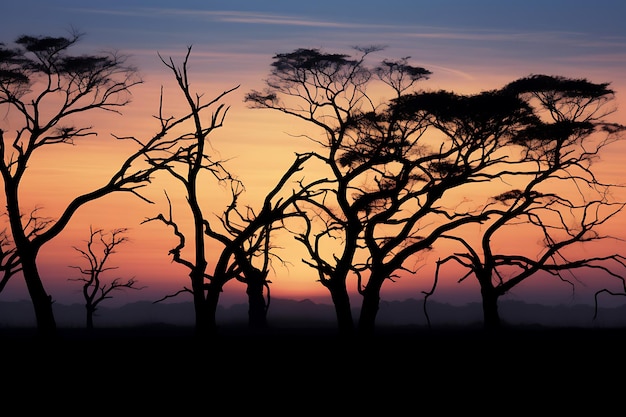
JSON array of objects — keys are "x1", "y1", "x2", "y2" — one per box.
[
  {"x1": 0, "y1": 214, "x2": 21, "y2": 294},
  {"x1": 68, "y1": 226, "x2": 144, "y2": 329},
  {"x1": 144, "y1": 47, "x2": 326, "y2": 336},
  {"x1": 202, "y1": 152, "x2": 324, "y2": 331},
  {"x1": 246, "y1": 47, "x2": 626, "y2": 336},
  {"x1": 246, "y1": 46, "x2": 448, "y2": 335},
  {"x1": 0, "y1": 31, "x2": 197, "y2": 337},
  {"x1": 346, "y1": 88, "x2": 538, "y2": 334},
  {"x1": 430, "y1": 75, "x2": 626, "y2": 330},
  {"x1": 247, "y1": 47, "x2": 537, "y2": 336},
  {"x1": 136, "y1": 46, "x2": 239, "y2": 338}
]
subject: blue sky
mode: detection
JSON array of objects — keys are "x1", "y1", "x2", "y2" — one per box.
[{"x1": 4, "y1": 0, "x2": 625, "y2": 96}]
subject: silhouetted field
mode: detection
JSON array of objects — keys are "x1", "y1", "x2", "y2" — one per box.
[
  {"x1": 3, "y1": 323, "x2": 625, "y2": 380},
  {"x1": 3, "y1": 323, "x2": 624, "y2": 375},
  {"x1": 3, "y1": 322, "x2": 625, "y2": 404},
  {"x1": 4, "y1": 322, "x2": 626, "y2": 347}
]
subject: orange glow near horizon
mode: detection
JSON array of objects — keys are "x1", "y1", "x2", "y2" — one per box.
[
  {"x1": 11, "y1": 84, "x2": 626, "y2": 308},
  {"x1": 3, "y1": 2, "x2": 626, "y2": 309}
]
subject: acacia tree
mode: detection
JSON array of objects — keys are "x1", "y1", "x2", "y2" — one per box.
[
  {"x1": 345, "y1": 88, "x2": 538, "y2": 334},
  {"x1": 430, "y1": 75, "x2": 626, "y2": 330},
  {"x1": 246, "y1": 47, "x2": 444, "y2": 335},
  {"x1": 68, "y1": 226, "x2": 144, "y2": 329},
  {"x1": 0, "y1": 32, "x2": 198, "y2": 337}
]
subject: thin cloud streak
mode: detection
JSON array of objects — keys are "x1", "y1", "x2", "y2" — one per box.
[
  {"x1": 557, "y1": 53, "x2": 626, "y2": 65},
  {"x1": 77, "y1": 6, "x2": 609, "y2": 49},
  {"x1": 198, "y1": 11, "x2": 374, "y2": 29},
  {"x1": 70, "y1": 7, "x2": 394, "y2": 30},
  {"x1": 419, "y1": 63, "x2": 475, "y2": 81},
  {"x1": 80, "y1": 6, "x2": 626, "y2": 50},
  {"x1": 401, "y1": 29, "x2": 622, "y2": 47}
]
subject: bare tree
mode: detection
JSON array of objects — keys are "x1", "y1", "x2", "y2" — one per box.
[
  {"x1": 0, "y1": 31, "x2": 198, "y2": 337},
  {"x1": 430, "y1": 75, "x2": 626, "y2": 330},
  {"x1": 203, "y1": 153, "x2": 324, "y2": 331},
  {"x1": 143, "y1": 47, "x2": 325, "y2": 336},
  {"x1": 68, "y1": 226, "x2": 144, "y2": 329},
  {"x1": 140, "y1": 46, "x2": 239, "y2": 338},
  {"x1": 0, "y1": 218, "x2": 20, "y2": 294}
]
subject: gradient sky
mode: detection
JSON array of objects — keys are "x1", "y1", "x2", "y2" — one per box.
[{"x1": 2, "y1": 0, "x2": 626, "y2": 308}]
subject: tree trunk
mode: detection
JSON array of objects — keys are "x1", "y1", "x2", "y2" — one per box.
[
  {"x1": 327, "y1": 282, "x2": 354, "y2": 336},
  {"x1": 246, "y1": 269, "x2": 268, "y2": 330},
  {"x1": 86, "y1": 304, "x2": 94, "y2": 329},
  {"x1": 199, "y1": 282, "x2": 221, "y2": 338},
  {"x1": 6, "y1": 185, "x2": 57, "y2": 337},
  {"x1": 481, "y1": 284, "x2": 502, "y2": 331},
  {"x1": 358, "y1": 284, "x2": 382, "y2": 336},
  {"x1": 21, "y1": 254, "x2": 57, "y2": 337},
  {"x1": 191, "y1": 266, "x2": 211, "y2": 338}
]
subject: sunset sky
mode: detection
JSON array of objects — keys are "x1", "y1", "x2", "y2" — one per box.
[{"x1": 2, "y1": 0, "x2": 626, "y2": 308}]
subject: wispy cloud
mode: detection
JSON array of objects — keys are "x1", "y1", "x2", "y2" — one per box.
[
  {"x1": 71, "y1": 7, "x2": 392, "y2": 30},
  {"x1": 186, "y1": 10, "x2": 375, "y2": 29},
  {"x1": 422, "y1": 63, "x2": 475, "y2": 81},
  {"x1": 400, "y1": 29, "x2": 626, "y2": 62},
  {"x1": 402, "y1": 29, "x2": 585, "y2": 43},
  {"x1": 558, "y1": 53, "x2": 626, "y2": 65},
  {"x1": 70, "y1": 6, "x2": 626, "y2": 51}
]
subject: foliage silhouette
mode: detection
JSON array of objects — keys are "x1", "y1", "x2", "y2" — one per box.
[
  {"x1": 430, "y1": 75, "x2": 626, "y2": 330},
  {"x1": 248, "y1": 47, "x2": 507, "y2": 335},
  {"x1": 247, "y1": 48, "x2": 626, "y2": 336}
]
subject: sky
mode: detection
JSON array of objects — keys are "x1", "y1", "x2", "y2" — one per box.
[{"x1": 2, "y1": 0, "x2": 626, "y2": 309}]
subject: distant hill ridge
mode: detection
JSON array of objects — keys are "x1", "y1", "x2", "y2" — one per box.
[{"x1": 1, "y1": 298, "x2": 626, "y2": 328}]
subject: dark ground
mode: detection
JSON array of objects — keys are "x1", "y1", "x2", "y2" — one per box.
[
  {"x1": 3, "y1": 321, "x2": 626, "y2": 338},
  {"x1": 4, "y1": 321, "x2": 626, "y2": 341},
  {"x1": 2, "y1": 323, "x2": 624, "y2": 412},
  {"x1": 4, "y1": 322, "x2": 626, "y2": 353}
]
